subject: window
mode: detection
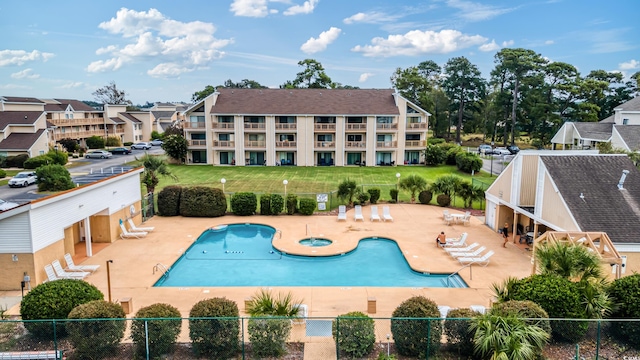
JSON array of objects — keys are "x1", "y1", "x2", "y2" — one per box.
[
  {"x1": 407, "y1": 105, "x2": 419, "y2": 114},
  {"x1": 347, "y1": 117, "x2": 364, "y2": 123},
  {"x1": 219, "y1": 134, "x2": 230, "y2": 141},
  {"x1": 376, "y1": 116, "x2": 393, "y2": 124},
  {"x1": 279, "y1": 134, "x2": 294, "y2": 141},
  {"x1": 191, "y1": 133, "x2": 206, "y2": 140},
  {"x1": 277, "y1": 116, "x2": 295, "y2": 123},
  {"x1": 623, "y1": 118, "x2": 629, "y2": 125},
  {"x1": 347, "y1": 134, "x2": 363, "y2": 142},
  {"x1": 317, "y1": 134, "x2": 333, "y2": 141},
  {"x1": 190, "y1": 115, "x2": 205, "y2": 122},
  {"x1": 245, "y1": 116, "x2": 265, "y2": 123},
  {"x1": 406, "y1": 134, "x2": 420, "y2": 140},
  {"x1": 377, "y1": 134, "x2": 392, "y2": 141},
  {"x1": 407, "y1": 116, "x2": 421, "y2": 123},
  {"x1": 219, "y1": 116, "x2": 234, "y2": 123},
  {"x1": 248, "y1": 134, "x2": 264, "y2": 141},
  {"x1": 315, "y1": 116, "x2": 336, "y2": 123}
]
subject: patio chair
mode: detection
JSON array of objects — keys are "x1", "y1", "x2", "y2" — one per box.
[
  {"x1": 354, "y1": 205, "x2": 364, "y2": 221},
  {"x1": 52, "y1": 260, "x2": 89, "y2": 279},
  {"x1": 443, "y1": 212, "x2": 454, "y2": 225},
  {"x1": 444, "y1": 242, "x2": 478, "y2": 253},
  {"x1": 382, "y1": 206, "x2": 393, "y2": 222},
  {"x1": 127, "y1": 218, "x2": 154, "y2": 232},
  {"x1": 449, "y1": 246, "x2": 486, "y2": 258},
  {"x1": 119, "y1": 219, "x2": 147, "y2": 239},
  {"x1": 370, "y1": 206, "x2": 381, "y2": 222},
  {"x1": 458, "y1": 250, "x2": 495, "y2": 267},
  {"x1": 443, "y1": 233, "x2": 468, "y2": 247},
  {"x1": 337, "y1": 205, "x2": 347, "y2": 221},
  {"x1": 64, "y1": 253, "x2": 100, "y2": 273},
  {"x1": 462, "y1": 211, "x2": 471, "y2": 226},
  {"x1": 44, "y1": 264, "x2": 60, "y2": 282}
]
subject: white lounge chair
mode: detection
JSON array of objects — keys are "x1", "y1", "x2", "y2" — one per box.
[
  {"x1": 64, "y1": 253, "x2": 100, "y2": 273},
  {"x1": 470, "y1": 305, "x2": 486, "y2": 314},
  {"x1": 462, "y1": 211, "x2": 471, "y2": 225},
  {"x1": 458, "y1": 250, "x2": 495, "y2": 266},
  {"x1": 354, "y1": 205, "x2": 364, "y2": 221},
  {"x1": 294, "y1": 304, "x2": 308, "y2": 324},
  {"x1": 52, "y1": 260, "x2": 89, "y2": 279},
  {"x1": 370, "y1": 206, "x2": 381, "y2": 221},
  {"x1": 44, "y1": 264, "x2": 60, "y2": 282},
  {"x1": 128, "y1": 218, "x2": 154, "y2": 232},
  {"x1": 119, "y1": 219, "x2": 147, "y2": 239},
  {"x1": 444, "y1": 242, "x2": 478, "y2": 253},
  {"x1": 449, "y1": 246, "x2": 486, "y2": 258},
  {"x1": 337, "y1": 205, "x2": 347, "y2": 221},
  {"x1": 382, "y1": 206, "x2": 393, "y2": 222},
  {"x1": 438, "y1": 305, "x2": 451, "y2": 319},
  {"x1": 443, "y1": 233, "x2": 468, "y2": 247}
]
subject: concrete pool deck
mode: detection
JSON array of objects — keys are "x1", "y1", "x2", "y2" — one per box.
[{"x1": 6, "y1": 204, "x2": 535, "y2": 318}]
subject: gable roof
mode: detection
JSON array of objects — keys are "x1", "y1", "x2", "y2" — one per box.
[
  {"x1": 0, "y1": 129, "x2": 46, "y2": 150},
  {"x1": 210, "y1": 88, "x2": 402, "y2": 115},
  {"x1": 1, "y1": 96, "x2": 44, "y2": 104},
  {"x1": 0, "y1": 111, "x2": 43, "y2": 130},
  {"x1": 118, "y1": 112, "x2": 142, "y2": 123},
  {"x1": 614, "y1": 96, "x2": 640, "y2": 111},
  {"x1": 573, "y1": 122, "x2": 613, "y2": 141},
  {"x1": 109, "y1": 117, "x2": 126, "y2": 124},
  {"x1": 614, "y1": 125, "x2": 640, "y2": 150},
  {"x1": 44, "y1": 99, "x2": 96, "y2": 112},
  {"x1": 541, "y1": 155, "x2": 640, "y2": 244},
  {"x1": 151, "y1": 111, "x2": 175, "y2": 119}
]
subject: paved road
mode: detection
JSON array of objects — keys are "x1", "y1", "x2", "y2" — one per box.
[{"x1": 481, "y1": 154, "x2": 514, "y2": 176}]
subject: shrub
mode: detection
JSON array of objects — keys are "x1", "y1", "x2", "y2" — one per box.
[
  {"x1": 35, "y1": 164, "x2": 74, "y2": 192},
  {"x1": 490, "y1": 300, "x2": 551, "y2": 337},
  {"x1": 189, "y1": 297, "x2": 240, "y2": 358},
  {"x1": 231, "y1": 192, "x2": 257, "y2": 215},
  {"x1": 47, "y1": 150, "x2": 68, "y2": 166},
  {"x1": 0, "y1": 169, "x2": 6, "y2": 178},
  {"x1": 509, "y1": 274, "x2": 587, "y2": 342},
  {"x1": 179, "y1": 186, "x2": 226, "y2": 217},
  {"x1": 427, "y1": 137, "x2": 445, "y2": 145},
  {"x1": 356, "y1": 190, "x2": 370, "y2": 205},
  {"x1": 298, "y1": 198, "x2": 317, "y2": 215},
  {"x1": 124, "y1": 142, "x2": 133, "y2": 146},
  {"x1": 444, "y1": 146, "x2": 463, "y2": 165},
  {"x1": 391, "y1": 296, "x2": 442, "y2": 357},
  {"x1": 444, "y1": 308, "x2": 481, "y2": 356},
  {"x1": 423, "y1": 144, "x2": 446, "y2": 165},
  {"x1": 23, "y1": 154, "x2": 52, "y2": 169},
  {"x1": 455, "y1": 152, "x2": 483, "y2": 173},
  {"x1": 105, "y1": 136, "x2": 121, "y2": 146},
  {"x1": 436, "y1": 194, "x2": 451, "y2": 207},
  {"x1": 248, "y1": 317, "x2": 291, "y2": 357},
  {"x1": 59, "y1": 138, "x2": 79, "y2": 153},
  {"x1": 20, "y1": 279, "x2": 103, "y2": 339},
  {"x1": 86, "y1": 135, "x2": 105, "y2": 149},
  {"x1": 608, "y1": 273, "x2": 640, "y2": 347},
  {"x1": 286, "y1": 194, "x2": 297, "y2": 214},
  {"x1": 132, "y1": 303, "x2": 182, "y2": 358},
  {"x1": 260, "y1": 194, "x2": 272, "y2": 215},
  {"x1": 67, "y1": 300, "x2": 126, "y2": 359},
  {"x1": 418, "y1": 190, "x2": 433, "y2": 204},
  {"x1": 389, "y1": 188, "x2": 399, "y2": 202},
  {"x1": 5, "y1": 154, "x2": 29, "y2": 168},
  {"x1": 157, "y1": 185, "x2": 182, "y2": 216},
  {"x1": 270, "y1": 194, "x2": 284, "y2": 215},
  {"x1": 332, "y1": 311, "x2": 375, "y2": 358},
  {"x1": 367, "y1": 188, "x2": 381, "y2": 204}
]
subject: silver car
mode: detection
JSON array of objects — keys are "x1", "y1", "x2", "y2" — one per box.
[
  {"x1": 131, "y1": 142, "x2": 152, "y2": 150},
  {"x1": 8, "y1": 171, "x2": 37, "y2": 187},
  {"x1": 85, "y1": 150, "x2": 113, "y2": 159}
]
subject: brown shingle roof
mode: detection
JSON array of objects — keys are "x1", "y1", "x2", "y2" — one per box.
[
  {"x1": 0, "y1": 111, "x2": 43, "y2": 130},
  {"x1": 541, "y1": 155, "x2": 640, "y2": 244},
  {"x1": 119, "y1": 112, "x2": 142, "y2": 123},
  {"x1": 1, "y1": 96, "x2": 44, "y2": 104},
  {"x1": 0, "y1": 129, "x2": 46, "y2": 150},
  {"x1": 44, "y1": 99, "x2": 97, "y2": 113},
  {"x1": 109, "y1": 117, "x2": 126, "y2": 124},
  {"x1": 210, "y1": 88, "x2": 401, "y2": 115}
]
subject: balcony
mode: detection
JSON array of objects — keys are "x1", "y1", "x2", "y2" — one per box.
[
  {"x1": 49, "y1": 118, "x2": 106, "y2": 126},
  {"x1": 314, "y1": 123, "x2": 336, "y2": 131},
  {"x1": 376, "y1": 141, "x2": 398, "y2": 148},
  {"x1": 345, "y1": 141, "x2": 367, "y2": 148},
  {"x1": 275, "y1": 123, "x2": 297, "y2": 131},
  {"x1": 376, "y1": 123, "x2": 398, "y2": 130},
  {"x1": 187, "y1": 140, "x2": 207, "y2": 147},
  {"x1": 405, "y1": 140, "x2": 426, "y2": 147},
  {"x1": 275, "y1": 141, "x2": 297, "y2": 148},
  {"x1": 315, "y1": 141, "x2": 335, "y2": 148},
  {"x1": 212, "y1": 122, "x2": 234, "y2": 130},
  {"x1": 406, "y1": 123, "x2": 428, "y2": 130},
  {"x1": 212, "y1": 140, "x2": 235, "y2": 148},
  {"x1": 244, "y1": 123, "x2": 266, "y2": 131},
  {"x1": 53, "y1": 129, "x2": 107, "y2": 140},
  {"x1": 244, "y1": 140, "x2": 266, "y2": 148},
  {"x1": 184, "y1": 122, "x2": 206, "y2": 129},
  {"x1": 346, "y1": 123, "x2": 367, "y2": 131}
]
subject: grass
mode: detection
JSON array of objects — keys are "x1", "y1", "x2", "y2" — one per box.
[{"x1": 0, "y1": 170, "x2": 20, "y2": 186}]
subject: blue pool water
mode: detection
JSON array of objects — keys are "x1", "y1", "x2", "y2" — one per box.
[{"x1": 154, "y1": 224, "x2": 467, "y2": 287}]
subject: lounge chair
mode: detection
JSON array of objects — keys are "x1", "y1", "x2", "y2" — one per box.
[
  {"x1": 470, "y1": 305, "x2": 486, "y2": 314},
  {"x1": 449, "y1": 246, "x2": 486, "y2": 258},
  {"x1": 444, "y1": 242, "x2": 478, "y2": 253},
  {"x1": 119, "y1": 219, "x2": 147, "y2": 239},
  {"x1": 337, "y1": 205, "x2": 347, "y2": 221},
  {"x1": 370, "y1": 206, "x2": 381, "y2": 221},
  {"x1": 438, "y1": 305, "x2": 451, "y2": 319},
  {"x1": 458, "y1": 250, "x2": 495, "y2": 266},
  {"x1": 354, "y1": 205, "x2": 364, "y2": 221},
  {"x1": 44, "y1": 264, "x2": 60, "y2": 282},
  {"x1": 51, "y1": 260, "x2": 89, "y2": 279},
  {"x1": 443, "y1": 233, "x2": 468, "y2": 247},
  {"x1": 64, "y1": 253, "x2": 100, "y2": 273},
  {"x1": 382, "y1": 206, "x2": 393, "y2": 221},
  {"x1": 462, "y1": 211, "x2": 471, "y2": 225},
  {"x1": 127, "y1": 218, "x2": 154, "y2": 232}
]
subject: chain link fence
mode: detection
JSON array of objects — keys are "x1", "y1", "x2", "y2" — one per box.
[{"x1": 2, "y1": 317, "x2": 640, "y2": 359}]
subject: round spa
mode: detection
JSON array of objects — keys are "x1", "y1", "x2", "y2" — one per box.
[{"x1": 299, "y1": 238, "x2": 333, "y2": 247}]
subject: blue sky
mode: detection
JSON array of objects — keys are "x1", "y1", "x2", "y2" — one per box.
[{"x1": 1, "y1": 0, "x2": 638, "y2": 105}]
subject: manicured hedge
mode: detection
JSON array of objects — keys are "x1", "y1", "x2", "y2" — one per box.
[
  {"x1": 180, "y1": 186, "x2": 226, "y2": 217},
  {"x1": 367, "y1": 188, "x2": 380, "y2": 204},
  {"x1": 608, "y1": 273, "x2": 640, "y2": 348},
  {"x1": 23, "y1": 154, "x2": 52, "y2": 169},
  {"x1": 332, "y1": 311, "x2": 375, "y2": 358},
  {"x1": 189, "y1": 297, "x2": 240, "y2": 358},
  {"x1": 231, "y1": 192, "x2": 257, "y2": 216},
  {"x1": 157, "y1": 185, "x2": 182, "y2": 216},
  {"x1": 132, "y1": 303, "x2": 182, "y2": 358},
  {"x1": 298, "y1": 198, "x2": 317, "y2": 215},
  {"x1": 260, "y1": 194, "x2": 272, "y2": 215},
  {"x1": 270, "y1": 194, "x2": 284, "y2": 215},
  {"x1": 391, "y1": 296, "x2": 442, "y2": 358},
  {"x1": 67, "y1": 300, "x2": 126, "y2": 359}
]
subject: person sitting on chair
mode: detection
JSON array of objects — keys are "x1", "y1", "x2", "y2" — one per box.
[{"x1": 436, "y1": 231, "x2": 446, "y2": 248}]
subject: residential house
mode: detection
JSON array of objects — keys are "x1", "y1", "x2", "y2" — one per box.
[
  {"x1": 0, "y1": 96, "x2": 50, "y2": 157},
  {"x1": 150, "y1": 102, "x2": 185, "y2": 134},
  {"x1": 43, "y1": 98, "x2": 117, "y2": 149},
  {"x1": 181, "y1": 88, "x2": 430, "y2": 166}
]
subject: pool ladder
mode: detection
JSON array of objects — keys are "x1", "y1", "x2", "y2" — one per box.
[
  {"x1": 153, "y1": 263, "x2": 169, "y2": 278},
  {"x1": 444, "y1": 263, "x2": 473, "y2": 288}
]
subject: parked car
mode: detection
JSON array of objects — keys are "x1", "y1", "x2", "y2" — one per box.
[
  {"x1": 477, "y1": 144, "x2": 493, "y2": 155},
  {"x1": 131, "y1": 142, "x2": 151, "y2": 150},
  {"x1": 493, "y1": 147, "x2": 511, "y2": 156},
  {"x1": 110, "y1": 147, "x2": 132, "y2": 155},
  {"x1": 8, "y1": 171, "x2": 37, "y2": 188},
  {"x1": 85, "y1": 150, "x2": 113, "y2": 159},
  {"x1": 150, "y1": 139, "x2": 163, "y2": 146},
  {"x1": 507, "y1": 145, "x2": 520, "y2": 154},
  {"x1": 0, "y1": 199, "x2": 19, "y2": 211}
]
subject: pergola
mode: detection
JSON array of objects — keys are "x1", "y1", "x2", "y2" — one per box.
[{"x1": 530, "y1": 231, "x2": 624, "y2": 279}]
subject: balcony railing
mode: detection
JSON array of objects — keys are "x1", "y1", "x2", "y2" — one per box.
[
  {"x1": 405, "y1": 140, "x2": 427, "y2": 147},
  {"x1": 275, "y1": 141, "x2": 297, "y2": 148},
  {"x1": 406, "y1": 123, "x2": 427, "y2": 129},
  {"x1": 244, "y1": 123, "x2": 266, "y2": 130},
  {"x1": 376, "y1": 123, "x2": 398, "y2": 130},
  {"x1": 187, "y1": 140, "x2": 207, "y2": 147},
  {"x1": 376, "y1": 141, "x2": 397, "y2": 148},
  {"x1": 275, "y1": 123, "x2": 297, "y2": 130},
  {"x1": 53, "y1": 129, "x2": 107, "y2": 140},
  {"x1": 315, "y1": 141, "x2": 335, "y2": 148},
  {"x1": 314, "y1": 123, "x2": 336, "y2": 131},
  {"x1": 244, "y1": 140, "x2": 266, "y2": 147},
  {"x1": 345, "y1": 141, "x2": 367, "y2": 148},
  {"x1": 49, "y1": 118, "x2": 106, "y2": 126},
  {"x1": 212, "y1": 122, "x2": 234, "y2": 129},
  {"x1": 346, "y1": 123, "x2": 367, "y2": 130},
  {"x1": 184, "y1": 122, "x2": 206, "y2": 129},
  {"x1": 212, "y1": 140, "x2": 235, "y2": 148}
]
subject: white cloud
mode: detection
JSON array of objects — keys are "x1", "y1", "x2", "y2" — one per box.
[
  {"x1": 359, "y1": 72, "x2": 374, "y2": 82},
  {"x1": 478, "y1": 40, "x2": 499, "y2": 52},
  {"x1": 343, "y1": 11, "x2": 401, "y2": 24},
  {"x1": 284, "y1": 0, "x2": 318, "y2": 15},
  {"x1": 230, "y1": 0, "x2": 269, "y2": 17},
  {"x1": 59, "y1": 82, "x2": 84, "y2": 89},
  {"x1": 0, "y1": 49, "x2": 54, "y2": 67},
  {"x1": 619, "y1": 59, "x2": 639, "y2": 70},
  {"x1": 502, "y1": 40, "x2": 514, "y2": 47},
  {"x1": 10, "y1": 68, "x2": 40, "y2": 79},
  {"x1": 352, "y1": 29, "x2": 487, "y2": 57},
  {"x1": 446, "y1": 0, "x2": 515, "y2": 21},
  {"x1": 89, "y1": 8, "x2": 233, "y2": 77},
  {"x1": 544, "y1": 40, "x2": 554, "y2": 45},
  {"x1": 300, "y1": 27, "x2": 341, "y2": 54}
]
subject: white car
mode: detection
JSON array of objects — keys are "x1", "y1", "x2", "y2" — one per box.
[
  {"x1": 493, "y1": 147, "x2": 512, "y2": 156},
  {"x1": 150, "y1": 139, "x2": 163, "y2": 146},
  {"x1": 85, "y1": 150, "x2": 113, "y2": 159},
  {"x1": 0, "y1": 199, "x2": 19, "y2": 211},
  {"x1": 8, "y1": 171, "x2": 37, "y2": 188},
  {"x1": 131, "y1": 142, "x2": 152, "y2": 150}
]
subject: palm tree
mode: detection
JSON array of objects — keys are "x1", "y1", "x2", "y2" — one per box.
[
  {"x1": 429, "y1": 174, "x2": 462, "y2": 197},
  {"x1": 337, "y1": 179, "x2": 358, "y2": 205},
  {"x1": 245, "y1": 289, "x2": 302, "y2": 317},
  {"x1": 471, "y1": 314, "x2": 549, "y2": 360},
  {"x1": 137, "y1": 154, "x2": 177, "y2": 194},
  {"x1": 399, "y1": 174, "x2": 427, "y2": 203}
]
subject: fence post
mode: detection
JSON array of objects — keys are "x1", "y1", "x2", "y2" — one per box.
[
  {"x1": 336, "y1": 317, "x2": 340, "y2": 359},
  {"x1": 144, "y1": 320, "x2": 150, "y2": 360},
  {"x1": 53, "y1": 320, "x2": 58, "y2": 358},
  {"x1": 595, "y1": 319, "x2": 601, "y2": 360},
  {"x1": 241, "y1": 317, "x2": 245, "y2": 360},
  {"x1": 575, "y1": 343, "x2": 580, "y2": 360},
  {"x1": 426, "y1": 318, "x2": 431, "y2": 359}
]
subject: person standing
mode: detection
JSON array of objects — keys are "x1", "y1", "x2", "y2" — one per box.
[{"x1": 502, "y1": 223, "x2": 509, "y2": 247}]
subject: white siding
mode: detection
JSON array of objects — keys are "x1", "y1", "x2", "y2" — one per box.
[{"x1": 0, "y1": 211, "x2": 32, "y2": 253}]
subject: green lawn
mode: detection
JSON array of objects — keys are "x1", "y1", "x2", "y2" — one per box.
[{"x1": 0, "y1": 169, "x2": 21, "y2": 186}]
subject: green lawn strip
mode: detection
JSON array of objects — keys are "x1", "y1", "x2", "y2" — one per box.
[{"x1": 0, "y1": 169, "x2": 21, "y2": 186}]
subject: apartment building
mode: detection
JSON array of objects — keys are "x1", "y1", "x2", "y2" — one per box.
[
  {"x1": 150, "y1": 102, "x2": 187, "y2": 134},
  {"x1": 0, "y1": 96, "x2": 50, "y2": 157},
  {"x1": 181, "y1": 88, "x2": 430, "y2": 166}
]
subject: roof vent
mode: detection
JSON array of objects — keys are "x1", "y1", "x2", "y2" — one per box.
[
  {"x1": 618, "y1": 170, "x2": 630, "y2": 190},
  {"x1": 24, "y1": 115, "x2": 27, "y2": 119}
]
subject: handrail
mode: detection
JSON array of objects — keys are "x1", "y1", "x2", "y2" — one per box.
[
  {"x1": 153, "y1": 263, "x2": 169, "y2": 278},
  {"x1": 446, "y1": 263, "x2": 473, "y2": 287},
  {"x1": 274, "y1": 229, "x2": 282, "y2": 240}
]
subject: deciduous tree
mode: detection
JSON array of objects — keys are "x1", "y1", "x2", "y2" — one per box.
[{"x1": 92, "y1": 81, "x2": 131, "y2": 105}]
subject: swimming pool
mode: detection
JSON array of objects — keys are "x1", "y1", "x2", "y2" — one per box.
[{"x1": 154, "y1": 223, "x2": 467, "y2": 288}]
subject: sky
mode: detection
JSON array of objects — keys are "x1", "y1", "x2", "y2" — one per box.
[{"x1": 1, "y1": 0, "x2": 638, "y2": 105}]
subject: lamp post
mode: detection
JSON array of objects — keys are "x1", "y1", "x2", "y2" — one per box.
[
  {"x1": 221, "y1": 178, "x2": 226, "y2": 193},
  {"x1": 106, "y1": 260, "x2": 113, "y2": 302},
  {"x1": 396, "y1": 173, "x2": 401, "y2": 190},
  {"x1": 283, "y1": 179, "x2": 288, "y2": 198}
]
